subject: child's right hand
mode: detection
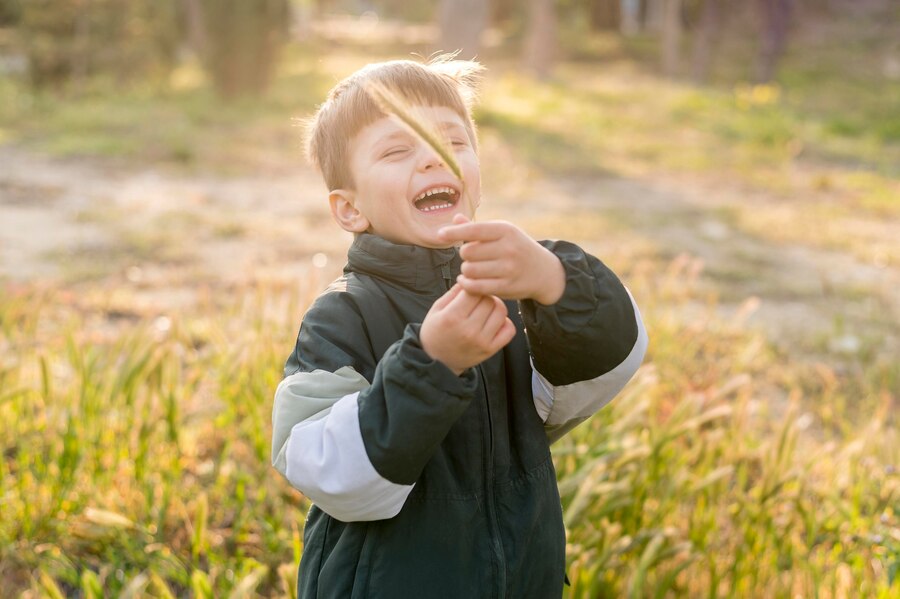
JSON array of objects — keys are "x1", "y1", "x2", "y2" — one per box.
[{"x1": 420, "y1": 284, "x2": 516, "y2": 376}]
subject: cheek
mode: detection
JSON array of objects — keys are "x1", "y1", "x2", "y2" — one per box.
[
  {"x1": 463, "y1": 157, "x2": 481, "y2": 190},
  {"x1": 466, "y1": 172, "x2": 482, "y2": 200}
]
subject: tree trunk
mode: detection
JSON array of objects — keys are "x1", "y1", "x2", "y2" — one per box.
[
  {"x1": 200, "y1": 0, "x2": 289, "y2": 99},
  {"x1": 523, "y1": 0, "x2": 557, "y2": 79},
  {"x1": 644, "y1": 0, "x2": 665, "y2": 32},
  {"x1": 183, "y1": 0, "x2": 206, "y2": 57},
  {"x1": 756, "y1": 0, "x2": 792, "y2": 82},
  {"x1": 589, "y1": 0, "x2": 620, "y2": 31},
  {"x1": 72, "y1": 7, "x2": 90, "y2": 86},
  {"x1": 661, "y1": 0, "x2": 682, "y2": 77},
  {"x1": 438, "y1": 0, "x2": 488, "y2": 59},
  {"x1": 691, "y1": 0, "x2": 722, "y2": 83},
  {"x1": 621, "y1": 0, "x2": 641, "y2": 35}
]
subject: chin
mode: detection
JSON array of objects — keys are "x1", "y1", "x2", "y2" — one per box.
[{"x1": 417, "y1": 238, "x2": 454, "y2": 249}]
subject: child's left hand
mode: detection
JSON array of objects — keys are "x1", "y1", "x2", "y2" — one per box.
[{"x1": 438, "y1": 214, "x2": 566, "y2": 305}]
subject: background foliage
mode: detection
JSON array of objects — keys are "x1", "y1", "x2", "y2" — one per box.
[{"x1": 0, "y1": 0, "x2": 898, "y2": 596}]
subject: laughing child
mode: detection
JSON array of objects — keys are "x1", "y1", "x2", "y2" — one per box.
[{"x1": 272, "y1": 55, "x2": 648, "y2": 598}]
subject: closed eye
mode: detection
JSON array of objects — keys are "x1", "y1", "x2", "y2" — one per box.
[{"x1": 382, "y1": 147, "x2": 410, "y2": 158}]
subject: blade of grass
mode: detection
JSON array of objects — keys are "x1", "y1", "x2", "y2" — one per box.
[
  {"x1": 119, "y1": 573, "x2": 150, "y2": 599},
  {"x1": 191, "y1": 570, "x2": 214, "y2": 599},
  {"x1": 363, "y1": 80, "x2": 464, "y2": 183},
  {"x1": 227, "y1": 564, "x2": 269, "y2": 599},
  {"x1": 80, "y1": 569, "x2": 103, "y2": 599}
]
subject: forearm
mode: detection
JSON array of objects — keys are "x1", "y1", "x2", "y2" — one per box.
[
  {"x1": 521, "y1": 241, "x2": 648, "y2": 440},
  {"x1": 532, "y1": 288, "x2": 648, "y2": 441},
  {"x1": 273, "y1": 325, "x2": 478, "y2": 520},
  {"x1": 357, "y1": 324, "x2": 479, "y2": 485},
  {"x1": 273, "y1": 366, "x2": 410, "y2": 522},
  {"x1": 521, "y1": 240, "x2": 643, "y2": 385}
]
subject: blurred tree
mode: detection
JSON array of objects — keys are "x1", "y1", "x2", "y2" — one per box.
[
  {"x1": 643, "y1": 0, "x2": 664, "y2": 31},
  {"x1": 183, "y1": 0, "x2": 207, "y2": 59},
  {"x1": 438, "y1": 0, "x2": 488, "y2": 58},
  {"x1": 20, "y1": 0, "x2": 179, "y2": 90},
  {"x1": 0, "y1": 0, "x2": 21, "y2": 27},
  {"x1": 756, "y1": 0, "x2": 792, "y2": 82},
  {"x1": 661, "y1": 0, "x2": 682, "y2": 76},
  {"x1": 198, "y1": 0, "x2": 290, "y2": 99},
  {"x1": 524, "y1": 0, "x2": 557, "y2": 79},
  {"x1": 620, "y1": 0, "x2": 640, "y2": 34},
  {"x1": 690, "y1": 0, "x2": 723, "y2": 82},
  {"x1": 588, "y1": 0, "x2": 621, "y2": 31}
]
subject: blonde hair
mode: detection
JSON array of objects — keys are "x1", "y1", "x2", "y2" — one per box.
[{"x1": 304, "y1": 55, "x2": 485, "y2": 191}]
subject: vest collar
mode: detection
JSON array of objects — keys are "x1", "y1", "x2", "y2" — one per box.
[{"x1": 345, "y1": 233, "x2": 461, "y2": 295}]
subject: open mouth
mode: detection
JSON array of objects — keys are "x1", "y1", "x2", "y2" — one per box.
[{"x1": 413, "y1": 186, "x2": 460, "y2": 213}]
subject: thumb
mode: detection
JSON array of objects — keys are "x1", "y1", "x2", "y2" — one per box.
[{"x1": 451, "y1": 213, "x2": 470, "y2": 225}]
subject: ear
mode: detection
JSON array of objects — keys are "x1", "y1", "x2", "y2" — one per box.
[{"x1": 329, "y1": 189, "x2": 370, "y2": 234}]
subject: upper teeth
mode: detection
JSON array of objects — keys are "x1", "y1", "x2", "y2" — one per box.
[{"x1": 415, "y1": 187, "x2": 455, "y2": 202}]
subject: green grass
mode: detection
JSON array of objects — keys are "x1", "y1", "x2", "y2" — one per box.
[
  {"x1": 1, "y1": 10, "x2": 899, "y2": 596},
  {"x1": 0, "y1": 282, "x2": 306, "y2": 596},
  {"x1": 476, "y1": 65, "x2": 899, "y2": 203},
  {"x1": 0, "y1": 45, "x2": 333, "y2": 170},
  {"x1": 1, "y1": 259, "x2": 897, "y2": 597},
  {"x1": 558, "y1": 261, "x2": 899, "y2": 597}
]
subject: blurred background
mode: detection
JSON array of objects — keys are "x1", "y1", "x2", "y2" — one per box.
[{"x1": 0, "y1": 0, "x2": 898, "y2": 597}]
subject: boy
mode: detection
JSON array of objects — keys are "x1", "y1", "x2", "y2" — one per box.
[{"x1": 272, "y1": 56, "x2": 647, "y2": 598}]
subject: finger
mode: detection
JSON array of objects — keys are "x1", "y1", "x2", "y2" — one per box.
[
  {"x1": 438, "y1": 221, "x2": 508, "y2": 244},
  {"x1": 431, "y1": 283, "x2": 463, "y2": 310},
  {"x1": 451, "y1": 213, "x2": 470, "y2": 225},
  {"x1": 490, "y1": 317, "x2": 517, "y2": 349},
  {"x1": 467, "y1": 294, "x2": 496, "y2": 324},
  {"x1": 457, "y1": 275, "x2": 508, "y2": 298},
  {"x1": 459, "y1": 240, "x2": 505, "y2": 263},
  {"x1": 461, "y1": 259, "x2": 508, "y2": 280},
  {"x1": 446, "y1": 286, "x2": 483, "y2": 315},
  {"x1": 480, "y1": 296, "x2": 510, "y2": 335}
]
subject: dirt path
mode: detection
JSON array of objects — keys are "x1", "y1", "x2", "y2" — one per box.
[
  {"x1": 0, "y1": 146, "x2": 347, "y2": 302},
  {"x1": 2, "y1": 145, "x2": 898, "y2": 363},
  {"x1": 555, "y1": 174, "x2": 900, "y2": 360}
]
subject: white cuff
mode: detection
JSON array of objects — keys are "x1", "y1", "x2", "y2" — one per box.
[
  {"x1": 285, "y1": 392, "x2": 415, "y2": 522},
  {"x1": 532, "y1": 288, "x2": 648, "y2": 426}
]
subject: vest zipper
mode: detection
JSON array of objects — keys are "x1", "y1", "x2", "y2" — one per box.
[
  {"x1": 440, "y1": 263, "x2": 453, "y2": 291},
  {"x1": 479, "y1": 364, "x2": 507, "y2": 598}
]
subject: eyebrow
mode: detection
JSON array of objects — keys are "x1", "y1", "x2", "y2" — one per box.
[
  {"x1": 436, "y1": 120, "x2": 465, "y2": 132},
  {"x1": 380, "y1": 131, "x2": 413, "y2": 143}
]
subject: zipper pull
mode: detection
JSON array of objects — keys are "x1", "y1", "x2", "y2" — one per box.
[{"x1": 441, "y1": 264, "x2": 452, "y2": 290}]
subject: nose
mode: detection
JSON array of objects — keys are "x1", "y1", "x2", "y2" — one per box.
[{"x1": 416, "y1": 145, "x2": 445, "y2": 172}]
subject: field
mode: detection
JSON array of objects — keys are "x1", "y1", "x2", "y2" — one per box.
[{"x1": 1, "y1": 6, "x2": 899, "y2": 598}]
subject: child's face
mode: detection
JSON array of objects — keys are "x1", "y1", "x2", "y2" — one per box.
[{"x1": 330, "y1": 105, "x2": 481, "y2": 248}]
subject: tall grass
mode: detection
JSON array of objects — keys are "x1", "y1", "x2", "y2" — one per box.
[
  {"x1": 559, "y1": 257, "x2": 899, "y2": 598},
  {"x1": 0, "y1": 283, "x2": 307, "y2": 596},
  {"x1": 1, "y1": 257, "x2": 897, "y2": 596}
]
